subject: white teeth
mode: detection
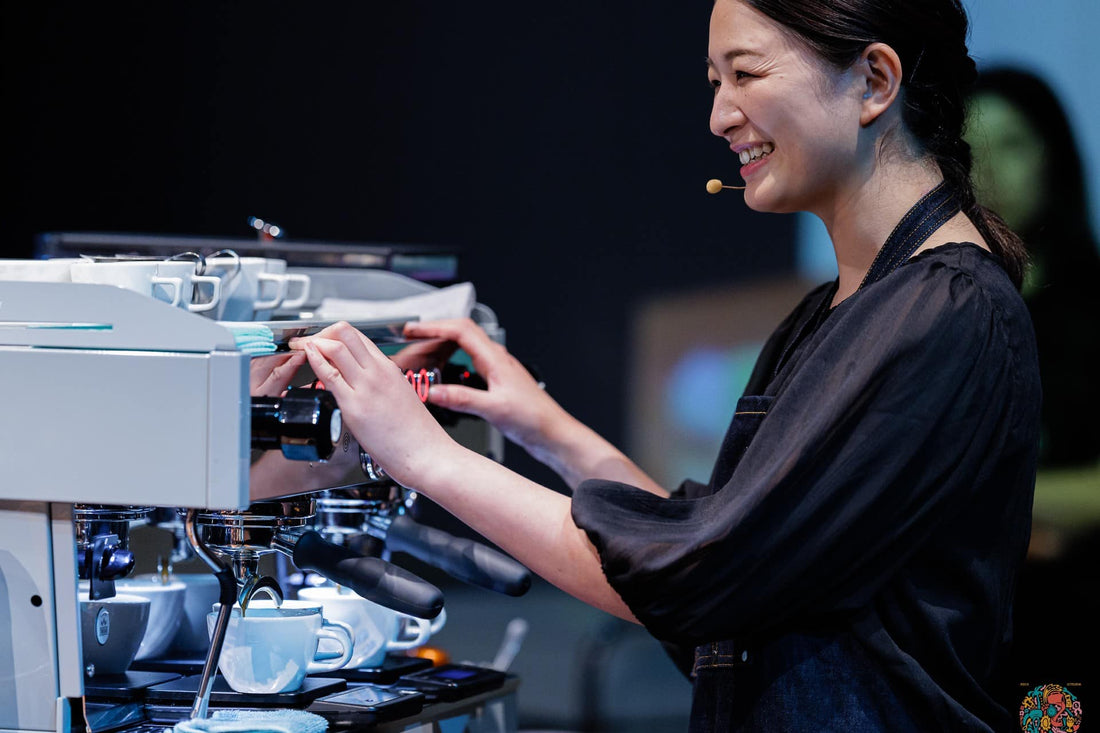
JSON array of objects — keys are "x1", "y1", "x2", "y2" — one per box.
[{"x1": 739, "y1": 142, "x2": 775, "y2": 165}]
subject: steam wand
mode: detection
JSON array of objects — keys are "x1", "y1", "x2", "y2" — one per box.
[{"x1": 184, "y1": 509, "x2": 231, "y2": 720}]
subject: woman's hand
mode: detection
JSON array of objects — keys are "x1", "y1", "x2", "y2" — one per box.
[
  {"x1": 289, "y1": 322, "x2": 457, "y2": 489},
  {"x1": 402, "y1": 318, "x2": 569, "y2": 456},
  {"x1": 404, "y1": 318, "x2": 665, "y2": 495}
]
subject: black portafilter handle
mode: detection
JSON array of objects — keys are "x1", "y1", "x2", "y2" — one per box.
[
  {"x1": 251, "y1": 388, "x2": 342, "y2": 462},
  {"x1": 291, "y1": 530, "x2": 444, "y2": 619},
  {"x1": 386, "y1": 515, "x2": 532, "y2": 597}
]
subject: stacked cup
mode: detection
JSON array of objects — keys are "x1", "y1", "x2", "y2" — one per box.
[
  {"x1": 2, "y1": 252, "x2": 311, "y2": 322},
  {"x1": 297, "y1": 584, "x2": 446, "y2": 669},
  {"x1": 203, "y1": 252, "x2": 310, "y2": 321},
  {"x1": 68, "y1": 257, "x2": 222, "y2": 314}
]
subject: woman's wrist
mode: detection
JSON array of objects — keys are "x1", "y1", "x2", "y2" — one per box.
[{"x1": 518, "y1": 405, "x2": 592, "y2": 470}]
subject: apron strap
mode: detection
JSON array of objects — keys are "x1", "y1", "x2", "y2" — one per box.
[{"x1": 859, "y1": 180, "x2": 962, "y2": 290}]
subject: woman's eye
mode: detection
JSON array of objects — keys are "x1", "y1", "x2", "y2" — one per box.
[
  {"x1": 708, "y1": 77, "x2": 721, "y2": 91},
  {"x1": 734, "y1": 70, "x2": 755, "y2": 81}
]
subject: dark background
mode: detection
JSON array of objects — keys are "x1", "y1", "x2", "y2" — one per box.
[{"x1": 1, "y1": 3, "x2": 793, "y2": 492}]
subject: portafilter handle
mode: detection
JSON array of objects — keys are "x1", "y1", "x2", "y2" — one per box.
[
  {"x1": 79, "y1": 534, "x2": 136, "y2": 600},
  {"x1": 385, "y1": 515, "x2": 531, "y2": 597},
  {"x1": 276, "y1": 530, "x2": 444, "y2": 620}
]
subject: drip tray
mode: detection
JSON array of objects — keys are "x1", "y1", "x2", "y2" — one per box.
[
  {"x1": 131, "y1": 654, "x2": 209, "y2": 677},
  {"x1": 145, "y1": 674, "x2": 346, "y2": 708},
  {"x1": 328, "y1": 654, "x2": 433, "y2": 684},
  {"x1": 85, "y1": 671, "x2": 182, "y2": 702}
]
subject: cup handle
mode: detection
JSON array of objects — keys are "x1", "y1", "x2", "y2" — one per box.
[
  {"x1": 151, "y1": 275, "x2": 183, "y2": 307},
  {"x1": 307, "y1": 619, "x2": 354, "y2": 674},
  {"x1": 430, "y1": 606, "x2": 447, "y2": 635},
  {"x1": 280, "y1": 273, "x2": 311, "y2": 310},
  {"x1": 187, "y1": 274, "x2": 222, "y2": 313},
  {"x1": 387, "y1": 614, "x2": 432, "y2": 652},
  {"x1": 254, "y1": 273, "x2": 288, "y2": 310}
]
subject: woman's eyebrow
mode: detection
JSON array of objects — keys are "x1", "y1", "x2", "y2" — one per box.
[{"x1": 705, "y1": 48, "x2": 765, "y2": 67}]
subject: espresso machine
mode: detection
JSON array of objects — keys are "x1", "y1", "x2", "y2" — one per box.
[{"x1": 0, "y1": 235, "x2": 528, "y2": 732}]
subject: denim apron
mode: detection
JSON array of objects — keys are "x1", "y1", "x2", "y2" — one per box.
[{"x1": 689, "y1": 182, "x2": 962, "y2": 732}]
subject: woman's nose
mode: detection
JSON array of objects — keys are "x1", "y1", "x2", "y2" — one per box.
[{"x1": 710, "y1": 89, "x2": 745, "y2": 138}]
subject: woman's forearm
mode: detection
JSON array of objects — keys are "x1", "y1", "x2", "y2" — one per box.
[
  {"x1": 415, "y1": 442, "x2": 641, "y2": 623},
  {"x1": 523, "y1": 410, "x2": 669, "y2": 496}
]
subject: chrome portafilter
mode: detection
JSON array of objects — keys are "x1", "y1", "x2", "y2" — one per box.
[
  {"x1": 314, "y1": 484, "x2": 532, "y2": 598},
  {"x1": 190, "y1": 497, "x2": 316, "y2": 608},
  {"x1": 184, "y1": 503, "x2": 297, "y2": 721},
  {"x1": 315, "y1": 484, "x2": 414, "y2": 546},
  {"x1": 73, "y1": 504, "x2": 154, "y2": 600}
]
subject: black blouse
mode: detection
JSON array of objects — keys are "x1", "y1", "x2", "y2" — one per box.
[{"x1": 572, "y1": 243, "x2": 1041, "y2": 730}]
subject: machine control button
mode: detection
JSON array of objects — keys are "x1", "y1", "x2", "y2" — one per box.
[{"x1": 94, "y1": 608, "x2": 110, "y2": 645}]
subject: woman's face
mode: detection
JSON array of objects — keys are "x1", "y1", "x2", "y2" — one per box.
[
  {"x1": 965, "y1": 92, "x2": 1047, "y2": 234},
  {"x1": 708, "y1": 0, "x2": 866, "y2": 215}
]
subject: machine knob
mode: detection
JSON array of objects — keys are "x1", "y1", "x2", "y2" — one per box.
[
  {"x1": 100, "y1": 546, "x2": 136, "y2": 580},
  {"x1": 251, "y1": 388, "x2": 342, "y2": 462}
]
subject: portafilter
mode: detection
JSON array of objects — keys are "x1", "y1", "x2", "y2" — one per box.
[{"x1": 74, "y1": 504, "x2": 153, "y2": 600}]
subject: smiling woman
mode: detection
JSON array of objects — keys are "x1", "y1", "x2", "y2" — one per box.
[{"x1": 288, "y1": 1, "x2": 1041, "y2": 731}]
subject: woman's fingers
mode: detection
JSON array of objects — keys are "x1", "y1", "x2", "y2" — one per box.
[
  {"x1": 294, "y1": 321, "x2": 381, "y2": 368},
  {"x1": 403, "y1": 318, "x2": 483, "y2": 342},
  {"x1": 299, "y1": 340, "x2": 350, "y2": 397},
  {"x1": 403, "y1": 319, "x2": 500, "y2": 369},
  {"x1": 425, "y1": 383, "x2": 491, "y2": 420}
]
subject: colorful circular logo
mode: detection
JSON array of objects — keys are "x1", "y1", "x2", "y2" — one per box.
[{"x1": 1020, "y1": 683, "x2": 1082, "y2": 732}]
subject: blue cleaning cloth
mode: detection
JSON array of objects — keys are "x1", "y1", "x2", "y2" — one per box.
[
  {"x1": 170, "y1": 708, "x2": 327, "y2": 733},
  {"x1": 224, "y1": 324, "x2": 277, "y2": 355}
]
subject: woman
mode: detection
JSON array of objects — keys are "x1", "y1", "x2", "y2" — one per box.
[{"x1": 292, "y1": 0, "x2": 1040, "y2": 729}]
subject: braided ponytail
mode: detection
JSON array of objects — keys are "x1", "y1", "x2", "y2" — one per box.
[
  {"x1": 901, "y1": 27, "x2": 1028, "y2": 289},
  {"x1": 744, "y1": 0, "x2": 1029, "y2": 289}
]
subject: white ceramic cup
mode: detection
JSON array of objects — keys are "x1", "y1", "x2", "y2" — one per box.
[
  {"x1": 109, "y1": 576, "x2": 186, "y2": 661},
  {"x1": 297, "y1": 585, "x2": 439, "y2": 668},
  {"x1": 261, "y1": 258, "x2": 310, "y2": 317},
  {"x1": 71, "y1": 260, "x2": 183, "y2": 306},
  {"x1": 206, "y1": 255, "x2": 288, "y2": 321},
  {"x1": 0, "y1": 258, "x2": 81, "y2": 282},
  {"x1": 70, "y1": 260, "x2": 221, "y2": 313},
  {"x1": 207, "y1": 600, "x2": 354, "y2": 694},
  {"x1": 80, "y1": 593, "x2": 151, "y2": 675},
  {"x1": 400, "y1": 606, "x2": 447, "y2": 642}
]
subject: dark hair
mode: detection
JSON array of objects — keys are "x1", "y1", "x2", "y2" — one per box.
[
  {"x1": 743, "y1": 0, "x2": 1029, "y2": 289},
  {"x1": 970, "y1": 67, "x2": 1099, "y2": 282}
]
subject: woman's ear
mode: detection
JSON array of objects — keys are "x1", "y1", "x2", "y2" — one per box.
[{"x1": 858, "y1": 42, "x2": 903, "y2": 127}]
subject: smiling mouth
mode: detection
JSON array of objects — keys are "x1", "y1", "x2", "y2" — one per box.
[{"x1": 739, "y1": 142, "x2": 775, "y2": 165}]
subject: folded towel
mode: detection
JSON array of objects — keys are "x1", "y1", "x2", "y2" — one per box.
[
  {"x1": 170, "y1": 709, "x2": 327, "y2": 733},
  {"x1": 316, "y1": 282, "x2": 475, "y2": 323},
  {"x1": 223, "y1": 323, "x2": 277, "y2": 355}
]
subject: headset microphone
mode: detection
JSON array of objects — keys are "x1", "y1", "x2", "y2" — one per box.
[{"x1": 706, "y1": 178, "x2": 745, "y2": 193}]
